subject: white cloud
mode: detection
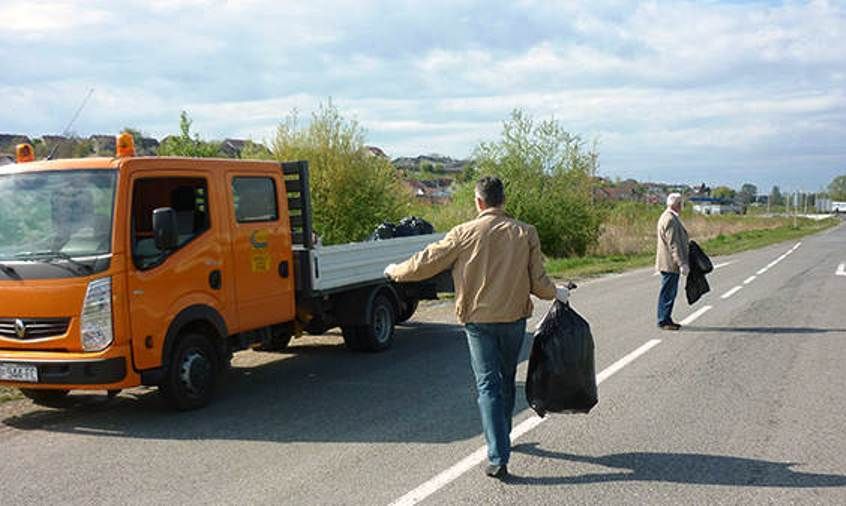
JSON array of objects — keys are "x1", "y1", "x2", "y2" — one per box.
[
  {"x1": 0, "y1": 1, "x2": 111, "y2": 35},
  {"x1": 1, "y1": 0, "x2": 844, "y2": 189}
]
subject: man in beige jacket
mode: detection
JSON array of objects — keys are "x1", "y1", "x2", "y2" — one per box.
[
  {"x1": 656, "y1": 192, "x2": 690, "y2": 330},
  {"x1": 385, "y1": 176, "x2": 568, "y2": 479}
]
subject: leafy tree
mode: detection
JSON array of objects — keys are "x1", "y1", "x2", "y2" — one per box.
[
  {"x1": 466, "y1": 109, "x2": 602, "y2": 257},
  {"x1": 158, "y1": 111, "x2": 222, "y2": 157},
  {"x1": 770, "y1": 186, "x2": 784, "y2": 206},
  {"x1": 828, "y1": 175, "x2": 846, "y2": 200},
  {"x1": 738, "y1": 183, "x2": 757, "y2": 204},
  {"x1": 271, "y1": 101, "x2": 408, "y2": 245},
  {"x1": 712, "y1": 186, "x2": 736, "y2": 201}
]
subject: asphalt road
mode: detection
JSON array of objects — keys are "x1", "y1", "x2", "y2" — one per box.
[{"x1": 2, "y1": 222, "x2": 845, "y2": 505}]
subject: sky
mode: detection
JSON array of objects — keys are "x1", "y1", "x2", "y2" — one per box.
[{"x1": 2, "y1": 0, "x2": 845, "y2": 192}]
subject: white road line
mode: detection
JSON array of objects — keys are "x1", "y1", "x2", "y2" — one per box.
[
  {"x1": 720, "y1": 286, "x2": 742, "y2": 299},
  {"x1": 743, "y1": 275, "x2": 756, "y2": 284},
  {"x1": 837, "y1": 263, "x2": 846, "y2": 277},
  {"x1": 756, "y1": 267, "x2": 768, "y2": 275},
  {"x1": 679, "y1": 305, "x2": 713, "y2": 326},
  {"x1": 652, "y1": 261, "x2": 734, "y2": 276},
  {"x1": 389, "y1": 339, "x2": 663, "y2": 506}
]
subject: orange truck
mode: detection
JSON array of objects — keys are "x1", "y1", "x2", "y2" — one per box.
[{"x1": 0, "y1": 135, "x2": 447, "y2": 409}]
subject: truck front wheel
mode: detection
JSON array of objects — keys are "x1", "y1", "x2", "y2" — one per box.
[
  {"x1": 159, "y1": 333, "x2": 218, "y2": 410},
  {"x1": 342, "y1": 295, "x2": 396, "y2": 352},
  {"x1": 20, "y1": 388, "x2": 70, "y2": 408}
]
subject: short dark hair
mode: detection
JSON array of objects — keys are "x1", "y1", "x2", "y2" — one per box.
[{"x1": 475, "y1": 176, "x2": 505, "y2": 207}]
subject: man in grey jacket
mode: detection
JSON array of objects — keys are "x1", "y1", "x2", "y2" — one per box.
[{"x1": 655, "y1": 192, "x2": 690, "y2": 330}]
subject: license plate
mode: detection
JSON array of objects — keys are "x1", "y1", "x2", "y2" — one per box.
[{"x1": 0, "y1": 363, "x2": 39, "y2": 383}]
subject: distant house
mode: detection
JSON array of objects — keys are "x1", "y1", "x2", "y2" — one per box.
[
  {"x1": 136, "y1": 137, "x2": 160, "y2": 156},
  {"x1": 404, "y1": 179, "x2": 428, "y2": 197},
  {"x1": 89, "y1": 135, "x2": 116, "y2": 156},
  {"x1": 593, "y1": 185, "x2": 639, "y2": 202},
  {"x1": 689, "y1": 196, "x2": 741, "y2": 215},
  {"x1": 221, "y1": 139, "x2": 247, "y2": 158},
  {"x1": 0, "y1": 134, "x2": 33, "y2": 153},
  {"x1": 366, "y1": 146, "x2": 388, "y2": 158}
]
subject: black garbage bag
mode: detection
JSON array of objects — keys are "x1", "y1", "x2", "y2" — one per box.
[
  {"x1": 526, "y1": 300, "x2": 598, "y2": 417},
  {"x1": 689, "y1": 240, "x2": 713, "y2": 274},
  {"x1": 370, "y1": 222, "x2": 396, "y2": 240},
  {"x1": 369, "y1": 216, "x2": 434, "y2": 240},
  {"x1": 685, "y1": 240, "x2": 712, "y2": 304}
]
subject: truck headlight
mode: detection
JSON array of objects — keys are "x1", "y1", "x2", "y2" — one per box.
[{"x1": 81, "y1": 277, "x2": 114, "y2": 352}]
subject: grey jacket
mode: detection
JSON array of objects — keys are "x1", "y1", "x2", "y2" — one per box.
[{"x1": 655, "y1": 209, "x2": 689, "y2": 273}]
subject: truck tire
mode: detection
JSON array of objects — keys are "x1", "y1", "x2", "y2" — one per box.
[
  {"x1": 159, "y1": 333, "x2": 218, "y2": 410},
  {"x1": 397, "y1": 299, "x2": 419, "y2": 323},
  {"x1": 20, "y1": 388, "x2": 70, "y2": 408},
  {"x1": 342, "y1": 295, "x2": 396, "y2": 352},
  {"x1": 341, "y1": 325, "x2": 365, "y2": 351}
]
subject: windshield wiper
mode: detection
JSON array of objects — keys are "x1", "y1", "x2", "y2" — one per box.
[
  {"x1": 14, "y1": 251, "x2": 94, "y2": 275},
  {"x1": 0, "y1": 262, "x2": 21, "y2": 280}
]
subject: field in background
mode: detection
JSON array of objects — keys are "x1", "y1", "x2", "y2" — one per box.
[{"x1": 547, "y1": 213, "x2": 839, "y2": 279}]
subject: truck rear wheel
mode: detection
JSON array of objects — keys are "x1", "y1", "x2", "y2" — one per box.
[
  {"x1": 20, "y1": 388, "x2": 70, "y2": 408},
  {"x1": 342, "y1": 295, "x2": 396, "y2": 352},
  {"x1": 397, "y1": 299, "x2": 419, "y2": 323},
  {"x1": 159, "y1": 333, "x2": 218, "y2": 410}
]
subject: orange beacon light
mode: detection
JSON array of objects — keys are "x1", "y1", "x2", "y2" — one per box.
[{"x1": 116, "y1": 132, "x2": 136, "y2": 157}]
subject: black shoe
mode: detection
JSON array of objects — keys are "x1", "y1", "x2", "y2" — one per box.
[
  {"x1": 659, "y1": 322, "x2": 681, "y2": 331},
  {"x1": 485, "y1": 464, "x2": 508, "y2": 479}
]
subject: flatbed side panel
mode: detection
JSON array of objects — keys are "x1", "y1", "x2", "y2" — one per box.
[{"x1": 306, "y1": 233, "x2": 445, "y2": 292}]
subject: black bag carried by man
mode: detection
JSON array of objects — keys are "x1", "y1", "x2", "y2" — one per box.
[
  {"x1": 685, "y1": 240, "x2": 712, "y2": 305},
  {"x1": 526, "y1": 299, "x2": 598, "y2": 417}
]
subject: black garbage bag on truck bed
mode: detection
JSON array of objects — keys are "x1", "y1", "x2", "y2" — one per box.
[
  {"x1": 368, "y1": 216, "x2": 434, "y2": 240},
  {"x1": 526, "y1": 300, "x2": 598, "y2": 417}
]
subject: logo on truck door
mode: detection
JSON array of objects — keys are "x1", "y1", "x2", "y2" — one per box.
[{"x1": 249, "y1": 229, "x2": 272, "y2": 273}]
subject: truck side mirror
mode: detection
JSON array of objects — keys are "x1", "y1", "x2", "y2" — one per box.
[{"x1": 152, "y1": 207, "x2": 178, "y2": 251}]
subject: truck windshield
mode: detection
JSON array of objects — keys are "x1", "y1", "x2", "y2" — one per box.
[{"x1": 0, "y1": 170, "x2": 117, "y2": 261}]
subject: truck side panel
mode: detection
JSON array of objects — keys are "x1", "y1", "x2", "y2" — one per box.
[{"x1": 224, "y1": 170, "x2": 296, "y2": 332}]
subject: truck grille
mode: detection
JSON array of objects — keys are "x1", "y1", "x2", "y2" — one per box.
[{"x1": 0, "y1": 318, "x2": 71, "y2": 340}]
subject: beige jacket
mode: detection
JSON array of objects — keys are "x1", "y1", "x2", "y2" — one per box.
[
  {"x1": 390, "y1": 208, "x2": 557, "y2": 324},
  {"x1": 655, "y1": 208, "x2": 690, "y2": 273}
]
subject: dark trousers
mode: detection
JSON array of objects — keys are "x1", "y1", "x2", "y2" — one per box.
[{"x1": 657, "y1": 271, "x2": 680, "y2": 325}]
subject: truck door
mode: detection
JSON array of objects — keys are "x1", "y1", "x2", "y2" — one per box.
[
  {"x1": 226, "y1": 172, "x2": 295, "y2": 332},
  {"x1": 126, "y1": 172, "x2": 235, "y2": 371}
]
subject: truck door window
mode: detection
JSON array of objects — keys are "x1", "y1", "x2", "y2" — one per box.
[
  {"x1": 232, "y1": 177, "x2": 278, "y2": 223},
  {"x1": 131, "y1": 177, "x2": 209, "y2": 270}
]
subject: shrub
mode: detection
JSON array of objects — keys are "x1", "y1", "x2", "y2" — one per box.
[
  {"x1": 271, "y1": 101, "x2": 408, "y2": 245},
  {"x1": 438, "y1": 109, "x2": 603, "y2": 257}
]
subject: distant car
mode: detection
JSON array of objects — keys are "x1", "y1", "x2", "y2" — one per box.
[{"x1": 832, "y1": 201, "x2": 846, "y2": 213}]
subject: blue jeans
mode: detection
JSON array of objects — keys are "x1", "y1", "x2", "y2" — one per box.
[
  {"x1": 464, "y1": 319, "x2": 527, "y2": 466},
  {"x1": 657, "y1": 271, "x2": 680, "y2": 325}
]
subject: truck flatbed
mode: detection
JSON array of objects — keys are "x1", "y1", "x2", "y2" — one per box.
[{"x1": 296, "y1": 233, "x2": 444, "y2": 294}]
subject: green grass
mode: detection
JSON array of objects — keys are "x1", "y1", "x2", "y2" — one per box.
[
  {"x1": 0, "y1": 386, "x2": 22, "y2": 404},
  {"x1": 546, "y1": 217, "x2": 839, "y2": 280}
]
